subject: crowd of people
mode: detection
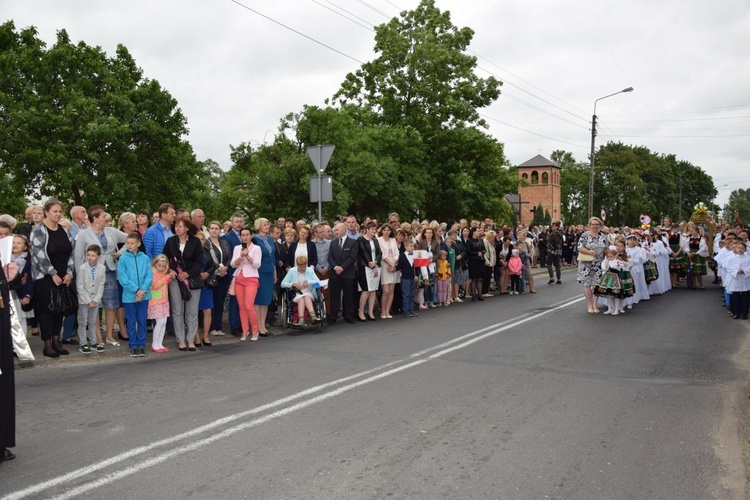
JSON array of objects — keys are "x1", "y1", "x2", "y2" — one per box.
[
  {"x1": 574, "y1": 215, "x2": 749, "y2": 317},
  {"x1": 1, "y1": 204, "x2": 748, "y2": 363},
  {"x1": 1, "y1": 201, "x2": 748, "y2": 466},
  {"x1": 0, "y1": 203, "x2": 587, "y2": 362}
]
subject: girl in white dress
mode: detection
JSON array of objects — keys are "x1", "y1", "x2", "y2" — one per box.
[{"x1": 625, "y1": 234, "x2": 649, "y2": 308}]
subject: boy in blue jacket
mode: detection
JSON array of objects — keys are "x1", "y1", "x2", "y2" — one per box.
[{"x1": 118, "y1": 232, "x2": 153, "y2": 357}]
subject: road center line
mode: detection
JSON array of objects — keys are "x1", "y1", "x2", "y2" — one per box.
[{"x1": 4, "y1": 295, "x2": 583, "y2": 500}]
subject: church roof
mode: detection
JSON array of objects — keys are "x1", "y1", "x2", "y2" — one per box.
[{"x1": 518, "y1": 154, "x2": 559, "y2": 168}]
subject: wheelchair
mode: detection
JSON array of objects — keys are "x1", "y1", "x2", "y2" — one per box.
[{"x1": 280, "y1": 285, "x2": 326, "y2": 332}]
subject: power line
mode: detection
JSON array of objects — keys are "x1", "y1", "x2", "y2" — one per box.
[
  {"x1": 613, "y1": 134, "x2": 750, "y2": 138},
  {"x1": 500, "y1": 91, "x2": 589, "y2": 130},
  {"x1": 605, "y1": 115, "x2": 750, "y2": 123},
  {"x1": 607, "y1": 104, "x2": 750, "y2": 117},
  {"x1": 229, "y1": 0, "x2": 364, "y2": 64},
  {"x1": 314, "y1": 0, "x2": 376, "y2": 31},
  {"x1": 479, "y1": 113, "x2": 588, "y2": 149},
  {"x1": 473, "y1": 51, "x2": 589, "y2": 121}
]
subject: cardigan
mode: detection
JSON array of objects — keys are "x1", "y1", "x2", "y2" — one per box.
[{"x1": 74, "y1": 227, "x2": 128, "y2": 271}]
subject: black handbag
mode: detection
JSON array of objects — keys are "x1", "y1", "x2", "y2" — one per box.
[
  {"x1": 187, "y1": 276, "x2": 204, "y2": 290},
  {"x1": 49, "y1": 285, "x2": 78, "y2": 316},
  {"x1": 205, "y1": 274, "x2": 219, "y2": 289},
  {"x1": 177, "y1": 279, "x2": 192, "y2": 301}
]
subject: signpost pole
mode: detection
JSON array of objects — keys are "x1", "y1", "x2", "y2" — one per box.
[{"x1": 317, "y1": 146, "x2": 322, "y2": 222}]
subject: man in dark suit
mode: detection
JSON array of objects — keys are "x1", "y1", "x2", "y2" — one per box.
[
  {"x1": 327, "y1": 222, "x2": 358, "y2": 324},
  {"x1": 220, "y1": 213, "x2": 244, "y2": 335}
]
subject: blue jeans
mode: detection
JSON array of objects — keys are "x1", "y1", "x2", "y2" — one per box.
[
  {"x1": 124, "y1": 301, "x2": 148, "y2": 349},
  {"x1": 401, "y1": 279, "x2": 416, "y2": 316}
]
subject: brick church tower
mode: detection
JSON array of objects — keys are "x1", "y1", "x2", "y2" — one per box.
[{"x1": 517, "y1": 154, "x2": 561, "y2": 225}]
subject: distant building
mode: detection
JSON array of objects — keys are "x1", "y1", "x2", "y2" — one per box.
[{"x1": 515, "y1": 154, "x2": 561, "y2": 225}]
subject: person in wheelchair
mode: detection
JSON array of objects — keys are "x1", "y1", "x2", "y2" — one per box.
[{"x1": 280, "y1": 255, "x2": 321, "y2": 326}]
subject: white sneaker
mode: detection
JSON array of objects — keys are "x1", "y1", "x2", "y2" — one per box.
[
  {"x1": 626, "y1": 304, "x2": 633, "y2": 310},
  {"x1": 603, "y1": 309, "x2": 612, "y2": 315},
  {"x1": 612, "y1": 309, "x2": 619, "y2": 316}
]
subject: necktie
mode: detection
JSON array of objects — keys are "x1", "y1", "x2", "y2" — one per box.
[
  {"x1": 408, "y1": 252, "x2": 413, "y2": 255},
  {"x1": 340, "y1": 238, "x2": 345, "y2": 249}
]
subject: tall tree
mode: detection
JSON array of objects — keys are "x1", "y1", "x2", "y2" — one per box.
[
  {"x1": 332, "y1": 0, "x2": 511, "y2": 220},
  {"x1": 220, "y1": 105, "x2": 429, "y2": 222},
  {"x1": 0, "y1": 22, "x2": 211, "y2": 213},
  {"x1": 725, "y1": 188, "x2": 750, "y2": 224}
]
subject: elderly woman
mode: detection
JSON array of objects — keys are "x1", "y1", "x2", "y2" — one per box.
[
  {"x1": 281, "y1": 255, "x2": 321, "y2": 326},
  {"x1": 119, "y1": 212, "x2": 146, "y2": 255},
  {"x1": 163, "y1": 216, "x2": 204, "y2": 351},
  {"x1": 74, "y1": 205, "x2": 129, "y2": 346},
  {"x1": 30, "y1": 200, "x2": 75, "y2": 358},
  {"x1": 577, "y1": 217, "x2": 607, "y2": 313}
]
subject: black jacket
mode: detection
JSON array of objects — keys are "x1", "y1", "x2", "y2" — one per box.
[
  {"x1": 357, "y1": 237, "x2": 382, "y2": 269},
  {"x1": 163, "y1": 235, "x2": 204, "y2": 279},
  {"x1": 328, "y1": 237, "x2": 358, "y2": 280}
]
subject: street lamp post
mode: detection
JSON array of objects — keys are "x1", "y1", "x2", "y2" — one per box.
[{"x1": 588, "y1": 87, "x2": 634, "y2": 220}]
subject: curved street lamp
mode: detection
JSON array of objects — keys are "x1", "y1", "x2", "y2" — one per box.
[{"x1": 588, "y1": 87, "x2": 634, "y2": 219}]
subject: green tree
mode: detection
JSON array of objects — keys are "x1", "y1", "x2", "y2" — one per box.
[
  {"x1": 593, "y1": 142, "x2": 715, "y2": 226},
  {"x1": 332, "y1": 0, "x2": 511, "y2": 220},
  {"x1": 221, "y1": 105, "x2": 429, "y2": 222},
  {"x1": 551, "y1": 150, "x2": 588, "y2": 225},
  {"x1": 725, "y1": 188, "x2": 750, "y2": 224},
  {"x1": 0, "y1": 22, "x2": 211, "y2": 213},
  {"x1": 530, "y1": 203, "x2": 545, "y2": 227}
]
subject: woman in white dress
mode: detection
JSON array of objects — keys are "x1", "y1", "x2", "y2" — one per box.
[{"x1": 377, "y1": 224, "x2": 400, "y2": 319}]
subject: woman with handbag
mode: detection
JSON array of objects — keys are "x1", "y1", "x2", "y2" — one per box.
[
  {"x1": 30, "y1": 199, "x2": 76, "y2": 358},
  {"x1": 194, "y1": 231, "x2": 218, "y2": 347},
  {"x1": 205, "y1": 221, "x2": 231, "y2": 336},
  {"x1": 163, "y1": 216, "x2": 204, "y2": 351},
  {"x1": 577, "y1": 217, "x2": 608, "y2": 313}
]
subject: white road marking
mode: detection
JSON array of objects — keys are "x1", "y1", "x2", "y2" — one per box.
[{"x1": 3, "y1": 295, "x2": 584, "y2": 500}]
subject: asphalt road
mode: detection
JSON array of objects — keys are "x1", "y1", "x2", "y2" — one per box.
[{"x1": 2, "y1": 272, "x2": 749, "y2": 499}]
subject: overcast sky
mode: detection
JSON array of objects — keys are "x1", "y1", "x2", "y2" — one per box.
[{"x1": 5, "y1": 0, "x2": 750, "y2": 208}]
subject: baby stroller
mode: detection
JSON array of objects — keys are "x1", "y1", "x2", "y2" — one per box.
[{"x1": 280, "y1": 284, "x2": 327, "y2": 333}]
